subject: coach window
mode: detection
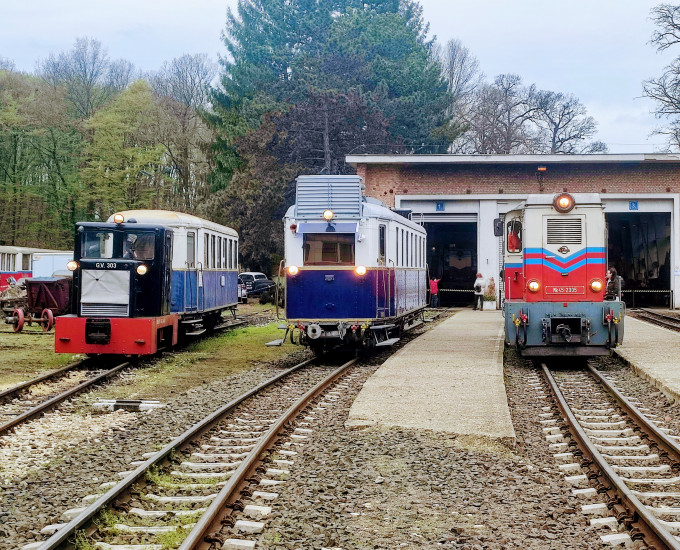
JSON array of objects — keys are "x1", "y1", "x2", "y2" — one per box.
[
  {"x1": 22, "y1": 253, "x2": 30, "y2": 271},
  {"x1": 216, "y1": 237, "x2": 221, "y2": 269},
  {"x1": 378, "y1": 224, "x2": 386, "y2": 265},
  {"x1": 187, "y1": 232, "x2": 195, "y2": 268},
  {"x1": 204, "y1": 234, "x2": 209, "y2": 267},
  {"x1": 304, "y1": 234, "x2": 354, "y2": 265},
  {"x1": 234, "y1": 242, "x2": 238, "y2": 270},
  {"x1": 507, "y1": 220, "x2": 522, "y2": 253}
]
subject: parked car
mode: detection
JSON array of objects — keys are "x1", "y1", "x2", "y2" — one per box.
[
  {"x1": 239, "y1": 272, "x2": 276, "y2": 296},
  {"x1": 237, "y1": 277, "x2": 248, "y2": 304}
]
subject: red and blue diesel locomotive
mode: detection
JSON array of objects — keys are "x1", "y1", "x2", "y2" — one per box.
[
  {"x1": 55, "y1": 210, "x2": 239, "y2": 355},
  {"x1": 503, "y1": 193, "x2": 625, "y2": 357},
  {"x1": 269, "y1": 175, "x2": 427, "y2": 353}
]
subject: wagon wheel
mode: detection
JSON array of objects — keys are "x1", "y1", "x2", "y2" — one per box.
[
  {"x1": 41, "y1": 309, "x2": 55, "y2": 332},
  {"x1": 12, "y1": 308, "x2": 25, "y2": 332}
]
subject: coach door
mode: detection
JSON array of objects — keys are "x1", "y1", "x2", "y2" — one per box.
[
  {"x1": 376, "y1": 224, "x2": 392, "y2": 318},
  {"x1": 185, "y1": 231, "x2": 199, "y2": 312}
]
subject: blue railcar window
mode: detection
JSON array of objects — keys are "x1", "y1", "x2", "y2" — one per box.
[
  {"x1": 379, "y1": 225, "x2": 386, "y2": 265},
  {"x1": 217, "y1": 237, "x2": 222, "y2": 268},
  {"x1": 303, "y1": 234, "x2": 355, "y2": 266},
  {"x1": 228, "y1": 240, "x2": 233, "y2": 269}
]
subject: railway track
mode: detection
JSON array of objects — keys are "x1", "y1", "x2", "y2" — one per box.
[
  {"x1": 0, "y1": 310, "x2": 268, "y2": 438},
  {"x1": 29, "y1": 355, "x2": 358, "y2": 550},
  {"x1": 0, "y1": 359, "x2": 130, "y2": 436},
  {"x1": 537, "y1": 362, "x2": 680, "y2": 549},
  {"x1": 630, "y1": 308, "x2": 680, "y2": 332}
]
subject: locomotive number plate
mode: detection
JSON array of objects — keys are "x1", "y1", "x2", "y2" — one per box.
[{"x1": 546, "y1": 286, "x2": 585, "y2": 294}]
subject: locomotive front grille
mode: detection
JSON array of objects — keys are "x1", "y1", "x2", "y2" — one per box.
[
  {"x1": 81, "y1": 303, "x2": 129, "y2": 317},
  {"x1": 546, "y1": 219, "x2": 582, "y2": 244},
  {"x1": 80, "y1": 269, "x2": 130, "y2": 317}
]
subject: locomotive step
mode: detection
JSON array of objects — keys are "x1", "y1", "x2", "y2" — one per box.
[
  {"x1": 265, "y1": 339, "x2": 285, "y2": 347},
  {"x1": 184, "y1": 329, "x2": 206, "y2": 336},
  {"x1": 369, "y1": 324, "x2": 396, "y2": 330},
  {"x1": 375, "y1": 337, "x2": 400, "y2": 347}
]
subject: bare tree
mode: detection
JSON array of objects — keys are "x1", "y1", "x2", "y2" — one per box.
[
  {"x1": 435, "y1": 39, "x2": 483, "y2": 116},
  {"x1": 534, "y1": 91, "x2": 607, "y2": 153},
  {"x1": 37, "y1": 37, "x2": 135, "y2": 118},
  {"x1": 456, "y1": 74, "x2": 539, "y2": 153},
  {"x1": 0, "y1": 57, "x2": 16, "y2": 72},
  {"x1": 147, "y1": 54, "x2": 218, "y2": 211},
  {"x1": 644, "y1": 4, "x2": 680, "y2": 149},
  {"x1": 149, "y1": 54, "x2": 216, "y2": 110}
]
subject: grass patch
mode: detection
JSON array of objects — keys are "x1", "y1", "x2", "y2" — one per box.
[
  {"x1": 0, "y1": 329, "x2": 79, "y2": 390},
  {"x1": 93, "y1": 322, "x2": 299, "y2": 400}
]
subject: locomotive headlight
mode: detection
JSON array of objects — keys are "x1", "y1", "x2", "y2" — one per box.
[
  {"x1": 136, "y1": 264, "x2": 148, "y2": 275},
  {"x1": 590, "y1": 279, "x2": 603, "y2": 292},
  {"x1": 66, "y1": 260, "x2": 78, "y2": 271},
  {"x1": 355, "y1": 265, "x2": 367, "y2": 276},
  {"x1": 323, "y1": 209, "x2": 334, "y2": 221},
  {"x1": 113, "y1": 213, "x2": 125, "y2": 224},
  {"x1": 553, "y1": 193, "x2": 575, "y2": 213},
  {"x1": 287, "y1": 265, "x2": 299, "y2": 275},
  {"x1": 527, "y1": 279, "x2": 541, "y2": 293}
]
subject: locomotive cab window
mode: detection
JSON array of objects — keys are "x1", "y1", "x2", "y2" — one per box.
[
  {"x1": 506, "y1": 220, "x2": 522, "y2": 253},
  {"x1": 124, "y1": 232, "x2": 155, "y2": 260},
  {"x1": 82, "y1": 231, "x2": 114, "y2": 259},
  {"x1": 303, "y1": 233, "x2": 355, "y2": 265}
]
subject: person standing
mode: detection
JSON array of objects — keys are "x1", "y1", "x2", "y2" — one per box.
[
  {"x1": 473, "y1": 272, "x2": 486, "y2": 310},
  {"x1": 429, "y1": 277, "x2": 441, "y2": 307},
  {"x1": 605, "y1": 267, "x2": 619, "y2": 300}
]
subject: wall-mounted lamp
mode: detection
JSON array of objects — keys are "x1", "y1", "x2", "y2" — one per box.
[{"x1": 536, "y1": 165, "x2": 547, "y2": 190}]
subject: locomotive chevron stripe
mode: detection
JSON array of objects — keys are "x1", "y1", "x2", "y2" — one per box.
[{"x1": 524, "y1": 247, "x2": 606, "y2": 274}]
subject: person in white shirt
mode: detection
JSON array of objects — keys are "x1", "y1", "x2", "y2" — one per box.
[{"x1": 473, "y1": 273, "x2": 486, "y2": 311}]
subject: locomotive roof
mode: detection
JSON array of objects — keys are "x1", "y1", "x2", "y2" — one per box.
[
  {"x1": 284, "y1": 200, "x2": 425, "y2": 233},
  {"x1": 106, "y1": 210, "x2": 238, "y2": 236}
]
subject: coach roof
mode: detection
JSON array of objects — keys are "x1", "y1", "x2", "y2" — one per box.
[{"x1": 107, "y1": 210, "x2": 238, "y2": 237}]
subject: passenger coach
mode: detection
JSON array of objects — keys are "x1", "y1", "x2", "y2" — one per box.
[
  {"x1": 269, "y1": 175, "x2": 427, "y2": 353},
  {"x1": 503, "y1": 193, "x2": 625, "y2": 357},
  {"x1": 55, "y1": 210, "x2": 239, "y2": 355}
]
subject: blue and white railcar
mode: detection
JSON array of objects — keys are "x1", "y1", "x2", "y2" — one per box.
[
  {"x1": 56, "y1": 210, "x2": 239, "y2": 355},
  {"x1": 269, "y1": 175, "x2": 427, "y2": 353}
]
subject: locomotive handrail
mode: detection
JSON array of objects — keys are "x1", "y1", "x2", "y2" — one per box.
[{"x1": 275, "y1": 259, "x2": 284, "y2": 320}]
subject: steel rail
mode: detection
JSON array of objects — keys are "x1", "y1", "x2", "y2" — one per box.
[
  {"x1": 589, "y1": 365, "x2": 680, "y2": 461},
  {"x1": 36, "y1": 356, "x2": 318, "y2": 550},
  {"x1": 0, "y1": 361, "x2": 129, "y2": 436},
  {"x1": 0, "y1": 359, "x2": 86, "y2": 400},
  {"x1": 179, "y1": 356, "x2": 358, "y2": 550},
  {"x1": 542, "y1": 364, "x2": 680, "y2": 550}
]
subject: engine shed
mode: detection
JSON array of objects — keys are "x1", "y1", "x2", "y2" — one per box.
[{"x1": 346, "y1": 154, "x2": 680, "y2": 309}]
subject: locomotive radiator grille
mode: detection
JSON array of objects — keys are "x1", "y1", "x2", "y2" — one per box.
[
  {"x1": 81, "y1": 304, "x2": 129, "y2": 317},
  {"x1": 546, "y1": 219, "x2": 582, "y2": 244}
]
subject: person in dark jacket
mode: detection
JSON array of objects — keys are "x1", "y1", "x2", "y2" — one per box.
[{"x1": 605, "y1": 267, "x2": 619, "y2": 300}]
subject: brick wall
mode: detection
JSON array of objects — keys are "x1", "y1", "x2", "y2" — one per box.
[{"x1": 356, "y1": 162, "x2": 680, "y2": 207}]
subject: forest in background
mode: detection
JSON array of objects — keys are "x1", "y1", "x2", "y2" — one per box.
[{"x1": 7, "y1": 0, "x2": 664, "y2": 273}]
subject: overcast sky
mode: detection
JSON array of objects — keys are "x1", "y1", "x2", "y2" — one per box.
[{"x1": 0, "y1": 0, "x2": 673, "y2": 153}]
